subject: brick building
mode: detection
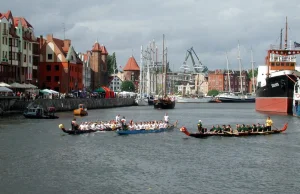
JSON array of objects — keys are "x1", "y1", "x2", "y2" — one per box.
[
  {"x1": 38, "y1": 34, "x2": 83, "y2": 93},
  {"x1": 123, "y1": 56, "x2": 140, "y2": 91},
  {"x1": 208, "y1": 69, "x2": 250, "y2": 93}
]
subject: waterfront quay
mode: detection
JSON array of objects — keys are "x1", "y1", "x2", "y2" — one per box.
[{"x1": 8, "y1": 97, "x2": 135, "y2": 113}]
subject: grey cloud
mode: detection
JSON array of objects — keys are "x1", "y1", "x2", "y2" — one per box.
[{"x1": 2, "y1": 0, "x2": 300, "y2": 71}]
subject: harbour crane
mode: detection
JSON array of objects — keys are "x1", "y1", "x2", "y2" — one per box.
[{"x1": 180, "y1": 47, "x2": 208, "y2": 73}]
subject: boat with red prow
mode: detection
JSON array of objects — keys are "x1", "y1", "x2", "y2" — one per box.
[
  {"x1": 180, "y1": 123, "x2": 288, "y2": 138},
  {"x1": 255, "y1": 17, "x2": 300, "y2": 114}
]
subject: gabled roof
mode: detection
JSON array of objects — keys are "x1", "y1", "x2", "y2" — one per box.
[
  {"x1": 123, "y1": 56, "x2": 140, "y2": 71},
  {"x1": 92, "y1": 41, "x2": 101, "y2": 52},
  {"x1": 100, "y1": 44, "x2": 108, "y2": 55},
  {"x1": 0, "y1": 10, "x2": 13, "y2": 20},
  {"x1": 13, "y1": 17, "x2": 33, "y2": 28}
]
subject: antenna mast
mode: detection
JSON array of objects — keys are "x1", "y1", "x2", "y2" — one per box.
[
  {"x1": 285, "y1": 17, "x2": 288, "y2": 49},
  {"x1": 280, "y1": 28, "x2": 283, "y2": 49}
]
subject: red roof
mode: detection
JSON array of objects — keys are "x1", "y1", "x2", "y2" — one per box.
[
  {"x1": 92, "y1": 41, "x2": 101, "y2": 52},
  {"x1": 13, "y1": 17, "x2": 33, "y2": 28},
  {"x1": 0, "y1": 10, "x2": 12, "y2": 20},
  {"x1": 123, "y1": 56, "x2": 140, "y2": 71},
  {"x1": 100, "y1": 45, "x2": 108, "y2": 55}
]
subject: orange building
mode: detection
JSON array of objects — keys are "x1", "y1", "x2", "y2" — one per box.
[
  {"x1": 38, "y1": 34, "x2": 83, "y2": 93},
  {"x1": 123, "y1": 56, "x2": 140, "y2": 91}
]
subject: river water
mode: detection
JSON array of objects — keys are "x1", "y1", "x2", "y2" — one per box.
[{"x1": 0, "y1": 103, "x2": 300, "y2": 194}]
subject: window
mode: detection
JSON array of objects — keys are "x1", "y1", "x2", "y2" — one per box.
[
  {"x1": 47, "y1": 54, "x2": 53, "y2": 60},
  {"x1": 9, "y1": 52, "x2": 12, "y2": 60},
  {"x1": 46, "y1": 76, "x2": 51, "y2": 82},
  {"x1": 29, "y1": 43, "x2": 31, "y2": 50},
  {"x1": 29, "y1": 55, "x2": 32, "y2": 63},
  {"x1": 9, "y1": 38, "x2": 12, "y2": 46},
  {"x1": 24, "y1": 42, "x2": 27, "y2": 49},
  {"x1": 46, "y1": 65, "x2": 51, "y2": 71},
  {"x1": 54, "y1": 76, "x2": 59, "y2": 82},
  {"x1": 24, "y1": 54, "x2": 27, "y2": 62},
  {"x1": 55, "y1": 65, "x2": 59, "y2": 71}
]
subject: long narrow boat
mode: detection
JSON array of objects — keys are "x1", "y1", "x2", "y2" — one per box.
[
  {"x1": 58, "y1": 124, "x2": 117, "y2": 135},
  {"x1": 179, "y1": 123, "x2": 288, "y2": 138},
  {"x1": 116, "y1": 121, "x2": 177, "y2": 135}
]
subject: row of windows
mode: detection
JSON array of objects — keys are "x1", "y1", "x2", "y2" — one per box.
[
  {"x1": 46, "y1": 64, "x2": 81, "y2": 72},
  {"x1": 270, "y1": 62, "x2": 295, "y2": 66},
  {"x1": 2, "y1": 51, "x2": 31, "y2": 63},
  {"x1": 1, "y1": 37, "x2": 32, "y2": 49},
  {"x1": 45, "y1": 76, "x2": 81, "y2": 84}
]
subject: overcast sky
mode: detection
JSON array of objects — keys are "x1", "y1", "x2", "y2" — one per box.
[{"x1": 2, "y1": 0, "x2": 300, "y2": 72}]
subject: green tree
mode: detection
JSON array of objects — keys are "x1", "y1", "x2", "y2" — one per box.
[
  {"x1": 207, "y1": 89, "x2": 219, "y2": 96},
  {"x1": 106, "y1": 52, "x2": 117, "y2": 75},
  {"x1": 247, "y1": 68, "x2": 258, "y2": 79},
  {"x1": 121, "y1": 80, "x2": 135, "y2": 92}
]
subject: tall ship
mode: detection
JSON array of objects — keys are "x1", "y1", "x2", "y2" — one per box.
[
  {"x1": 216, "y1": 48, "x2": 255, "y2": 103},
  {"x1": 154, "y1": 34, "x2": 176, "y2": 109},
  {"x1": 255, "y1": 17, "x2": 300, "y2": 113}
]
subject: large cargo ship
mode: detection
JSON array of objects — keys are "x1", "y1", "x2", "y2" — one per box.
[{"x1": 255, "y1": 17, "x2": 300, "y2": 114}]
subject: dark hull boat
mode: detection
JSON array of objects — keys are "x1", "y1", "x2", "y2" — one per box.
[
  {"x1": 180, "y1": 123, "x2": 288, "y2": 138},
  {"x1": 58, "y1": 124, "x2": 116, "y2": 135},
  {"x1": 153, "y1": 98, "x2": 175, "y2": 109},
  {"x1": 23, "y1": 114, "x2": 59, "y2": 119}
]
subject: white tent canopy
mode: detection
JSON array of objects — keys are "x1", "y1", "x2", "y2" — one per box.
[
  {"x1": 0, "y1": 86, "x2": 13, "y2": 92},
  {"x1": 40, "y1": 89, "x2": 59, "y2": 94},
  {"x1": 9, "y1": 82, "x2": 26, "y2": 88},
  {"x1": 23, "y1": 83, "x2": 38, "y2": 89},
  {"x1": 0, "y1": 82, "x2": 11, "y2": 87}
]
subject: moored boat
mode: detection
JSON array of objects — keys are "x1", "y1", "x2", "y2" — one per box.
[
  {"x1": 23, "y1": 106, "x2": 59, "y2": 119},
  {"x1": 153, "y1": 97, "x2": 176, "y2": 109},
  {"x1": 74, "y1": 104, "x2": 88, "y2": 116},
  {"x1": 255, "y1": 17, "x2": 300, "y2": 114},
  {"x1": 179, "y1": 123, "x2": 288, "y2": 138}
]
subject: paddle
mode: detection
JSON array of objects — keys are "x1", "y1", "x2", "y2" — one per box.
[{"x1": 271, "y1": 124, "x2": 279, "y2": 131}]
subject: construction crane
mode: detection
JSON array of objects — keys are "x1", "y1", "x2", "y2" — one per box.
[{"x1": 180, "y1": 47, "x2": 208, "y2": 73}]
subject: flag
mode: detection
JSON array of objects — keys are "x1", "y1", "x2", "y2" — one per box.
[{"x1": 294, "y1": 42, "x2": 300, "y2": 47}]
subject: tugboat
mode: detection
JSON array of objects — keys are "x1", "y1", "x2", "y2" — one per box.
[
  {"x1": 256, "y1": 17, "x2": 300, "y2": 114},
  {"x1": 23, "y1": 106, "x2": 59, "y2": 119}
]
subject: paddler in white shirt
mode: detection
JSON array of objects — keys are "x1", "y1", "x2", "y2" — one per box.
[{"x1": 164, "y1": 113, "x2": 169, "y2": 124}]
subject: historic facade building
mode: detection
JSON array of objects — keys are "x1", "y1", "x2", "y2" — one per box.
[
  {"x1": 0, "y1": 10, "x2": 20, "y2": 83},
  {"x1": 38, "y1": 34, "x2": 83, "y2": 93}
]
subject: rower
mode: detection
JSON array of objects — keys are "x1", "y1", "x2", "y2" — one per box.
[
  {"x1": 164, "y1": 113, "x2": 169, "y2": 124},
  {"x1": 197, "y1": 120, "x2": 202, "y2": 133},
  {"x1": 265, "y1": 116, "x2": 273, "y2": 131},
  {"x1": 71, "y1": 118, "x2": 79, "y2": 130},
  {"x1": 116, "y1": 114, "x2": 120, "y2": 123}
]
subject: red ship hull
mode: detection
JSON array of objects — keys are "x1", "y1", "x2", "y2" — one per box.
[{"x1": 255, "y1": 97, "x2": 293, "y2": 114}]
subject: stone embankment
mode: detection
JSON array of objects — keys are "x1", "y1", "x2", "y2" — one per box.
[{"x1": 10, "y1": 98, "x2": 135, "y2": 112}]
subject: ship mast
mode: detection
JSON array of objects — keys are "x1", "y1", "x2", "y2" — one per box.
[
  {"x1": 139, "y1": 45, "x2": 143, "y2": 98},
  {"x1": 285, "y1": 16, "x2": 288, "y2": 49},
  {"x1": 162, "y1": 34, "x2": 165, "y2": 97},
  {"x1": 237, "y1": 41, "x2": 243, "y2": 93},
  {"x1": 226, "y1": 52, "x2": 231, "y2": 92},
  {"x1": 250, "y1": 48, "x2": 255, "y2": 93}
]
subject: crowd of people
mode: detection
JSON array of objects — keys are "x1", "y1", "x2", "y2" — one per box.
[
  {"x1": 70, "y1": 113, "x2": 171, "y2": 131},
  {"x1": 197, "y1": 116, "x2": 274, "y2": 134}
]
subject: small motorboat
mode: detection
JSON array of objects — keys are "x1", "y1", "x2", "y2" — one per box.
[
  {"x1": 73, "y1": 104, "x2": 88, "y2": 116},
  {"x1": 23, "y1": 106, "x2": 59, "y2": 119},
  {"x1": 179, "y1": 123, "x2": 288, "y2": 138}
]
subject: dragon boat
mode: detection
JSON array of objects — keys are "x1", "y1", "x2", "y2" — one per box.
[{"x1": 179, "y1": 123, "x2": 288, "y2": 138}]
